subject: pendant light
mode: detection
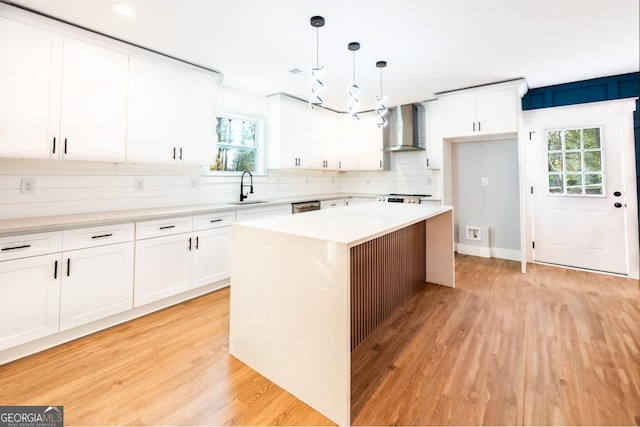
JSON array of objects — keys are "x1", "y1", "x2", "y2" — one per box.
[
  {"x1": 375, "y1": 61, "x2": 389, "y2": 127},
  {"x1": 347, "y1": 42, "x2": 361, "y2": 119},
  {"x1": 309, "y1": 16, "x2": 326, "y2": 108}
]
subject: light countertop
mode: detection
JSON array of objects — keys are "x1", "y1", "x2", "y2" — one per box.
[
  {"x1": 234, "y1": 202, "x2": 452, "y2": 247},
  {"x1": 0, "y1": 193, "x2": 380, "y2": 237}
]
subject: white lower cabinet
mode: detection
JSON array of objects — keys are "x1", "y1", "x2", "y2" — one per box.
[
  {"x1": 134, "y1": 212, "x2": 234, "y2": 307},
  {"x1": 59, "y1": 223, "x2": 135, "y2": 330},
  {"x1": 134, "y1": 231, "x2": 193, "y2": 307},
  {"x1": 59, "y1": 242, "x2": 134, "y2": 330},
  {"x1": 0, "y1": 253, "x2": 61, "y2": 351},
  {"x1": 191, "y1": 226, "x2": 231, "y2": 289}
]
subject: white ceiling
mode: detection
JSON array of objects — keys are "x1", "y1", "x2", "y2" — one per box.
[{"x1": 6, "y1": 0, "x2": 639, "y2": 111}]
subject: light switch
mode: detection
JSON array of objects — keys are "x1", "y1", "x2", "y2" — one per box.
[{"x1": 481, "y1": 177, "x2": 489, "y2": 186}]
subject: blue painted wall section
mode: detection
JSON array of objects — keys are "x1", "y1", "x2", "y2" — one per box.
[{"x1": 522, "y1": 72, "x2": 640, "y2": 221}]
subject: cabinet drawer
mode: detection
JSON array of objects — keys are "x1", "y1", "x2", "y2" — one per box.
[
  {"x1": 321, "y1": 199, "x2": 345, "y2": 209},
  {"x1": 135, "y1": 216, "x2": 192, "y2": 240},
  {"x1": 193, "y1": 211, "x2": 235, "y2": 231},
  {"x1": 0, "y1": 231, "x2": 62, "y2": 262},
  {"x1": 62, "y1": 223, "x2": 134, "y2": 251}
]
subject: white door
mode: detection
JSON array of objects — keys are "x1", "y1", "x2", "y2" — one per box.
[{"x1": 525, "y1": 100, "x2": 639, "y2": 276}]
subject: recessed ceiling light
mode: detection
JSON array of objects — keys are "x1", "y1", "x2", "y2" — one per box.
[
  {"x1": 110, "y1": 3, "x2": 136, "y2": 17},
  {"x1": 289, "y1": 68, "x2": 303, "y2": 75}
]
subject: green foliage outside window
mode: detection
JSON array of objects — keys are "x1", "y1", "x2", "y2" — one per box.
[
  {"x1": 546, "y1": 127, "x2": 604, "y2": 196},
  {"x1": 211, "y1": 116, "x2": 258, "y2": 172}
]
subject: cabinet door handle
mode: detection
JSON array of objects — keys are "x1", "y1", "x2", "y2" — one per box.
[
  {"x1": 173, "y1": 147, "x2": 176, "y2": 160},
  {"x1": 52, "y1": 137, "x2": 56, "y2": 154},
  {"x1": 188, "y1": 237, "x2": 192, "y2": 251},
  {"x1": 1, "y1": 244, "x2": 31, "y2": 251},
  {"x1": 210, "y1": 218, "x2": 223, "y2": 223},
  {"x1": 179, "y1": 147, "x2": 183, "y2": 160},
  {"x1": 379, "y1": 160, "x2": 383, "y2": 168},
  {"x1": 54, "y1": 260, "x2": 58, "y2": 280},
  {"x1": 339, "y1": 161, "x2": 342, "y2": 169},
  {"x1": 91, "y1": 233, "x2": 113, "y2": 239},
  {"x1": 473, "y1": 122, "x2": 476, "y2": 132},
  {"x1": 64, "y1": 138, "x2": 68, "y2": 154},
  {"x1": 195, "y1": 236, "x2": 199, "y2": 250},
  {"x1": 426, "y1": 158, "x2": 430, "y2": 167},
  {"x1": 66, "y1": 258, "x2": 71, "y2": 277},
  {"x1": 478, "y1": 122, "x2": 481, "y2": 132},
  {"x1": 159, "y1": 225, "x2": 175, "y2": 230}
]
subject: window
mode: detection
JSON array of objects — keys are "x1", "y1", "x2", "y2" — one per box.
[
  {"x1": 210, "y1": 115, "x2": 260, "y2": 172},
  {"x1": 546, "y1": 127, "x2": 604, "y2": 196}
]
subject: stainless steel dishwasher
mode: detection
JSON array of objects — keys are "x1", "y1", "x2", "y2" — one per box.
[{"x1": 291, "y1": 200, "x2": 321, "y2": 214}]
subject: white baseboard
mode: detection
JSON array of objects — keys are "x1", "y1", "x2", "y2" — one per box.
[
  {"x1": 456, "y1": 243, "x2": 491, "y2": 258},
  {"x1": 490, "y1": 247, "x2": 521, "y2": 262},
  {"x1": 455, "y1": 243, "x2": 521, "y2": 262}
]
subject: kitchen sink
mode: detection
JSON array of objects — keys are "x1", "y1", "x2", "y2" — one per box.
[{"x1": 228, "y1": 200, "x2": 268, "y2": 205}]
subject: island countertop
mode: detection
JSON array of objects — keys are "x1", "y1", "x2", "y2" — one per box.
[
  {"x1": 230, "y1": 202, "x2": 455, "y2": 425},
  {"x1": 234, "y1": 202, "x2": 453, "y2": 247}
]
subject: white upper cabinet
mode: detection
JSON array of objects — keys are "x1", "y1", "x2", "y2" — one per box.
[
  {"x1": 178, "y1": 69, "x2": 217, "y2": 166},
  {"x1": 338, "y1": 112, "x2": 386, "y2": 171},
  {"x1": 0, "y1": 18, "x2": 129, "y2": 162},
  {"x1": 440, "y1": 82, "x2": 525, "y2": 139},
  {"x1": 268, "y1": 94, "x2": 311, "y2": 169},
  {"x1": 310, "y1": 107, "x2": 338, "y2": 170},
  {"x1": 337, "y1": 116, "x2": 359, "y2": 170},
  {"x1": 423, "y1": 101, "x2": 446, "y2": 169},
  {"x1": 59, "y1": 38, "x2": 128, "y2": 162},
  {"x1": 0, "y1": 17, "x2": 62, "y2": 159},
  {"x1": 127, "y1": 57, "x2": 180, "y2": 164},
  {"x1": 356, "y1": 113, "x2": 386, "y2": 170}
]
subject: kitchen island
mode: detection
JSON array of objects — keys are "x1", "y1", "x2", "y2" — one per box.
[{"x1": 229, "y1": 202, "x2": 454, "y2": 425}]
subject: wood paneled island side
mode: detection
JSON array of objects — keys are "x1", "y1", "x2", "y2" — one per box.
[{"x1": 229, "y1": 203, "x2": 454, "y2": 425}]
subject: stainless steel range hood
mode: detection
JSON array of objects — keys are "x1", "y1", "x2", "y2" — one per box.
[{"x1": 382, "y1": 103, "x2": 425, "y2": 152}]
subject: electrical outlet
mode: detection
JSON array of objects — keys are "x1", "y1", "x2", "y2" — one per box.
[
  {"x1": 189, "y1": 177, "x2": 200, "y2": 189},
  {"x1": 135, "y1": 178, "x2": 144, "y2": 191},
  {"x1": 20, "y1": 178, "x2": 35, "y2": 194}
]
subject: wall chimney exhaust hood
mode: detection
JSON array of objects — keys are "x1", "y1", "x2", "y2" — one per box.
[{"x1": 382, "y1": 103, "x2": 425, "y2": 152}]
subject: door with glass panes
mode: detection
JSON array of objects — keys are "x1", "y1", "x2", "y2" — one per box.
[{"x1": 526, "y1": 100, "x2": 636, "y2": 275}]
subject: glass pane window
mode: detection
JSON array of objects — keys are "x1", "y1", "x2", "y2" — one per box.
[
  {"x1": 211, "y1": 115, "x2": 259, "y2": 172},
  {"x1": 544, "y1": 127, "x2": 604, "y2": 196}
]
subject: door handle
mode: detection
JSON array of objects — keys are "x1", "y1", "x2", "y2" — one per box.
[
  {"x1": 613, "y1": 191, "x2": 622, "y2": 197},
  {"x1": 614, "y1": 202, "x2": 623, "y2": 208}
]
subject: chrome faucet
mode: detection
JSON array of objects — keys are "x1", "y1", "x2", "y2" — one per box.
[{"x1": 240, "y1": 171, "x2": 254, "y2": 201}]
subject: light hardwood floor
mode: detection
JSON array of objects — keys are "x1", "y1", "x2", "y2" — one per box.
[{"x1": 1, "y1": 255, "x2": 638, "y2": 426}]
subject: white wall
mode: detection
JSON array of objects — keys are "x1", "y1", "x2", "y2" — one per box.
[{"x1": 0, "y1": 159, "x2": 343, "y2": 220}]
